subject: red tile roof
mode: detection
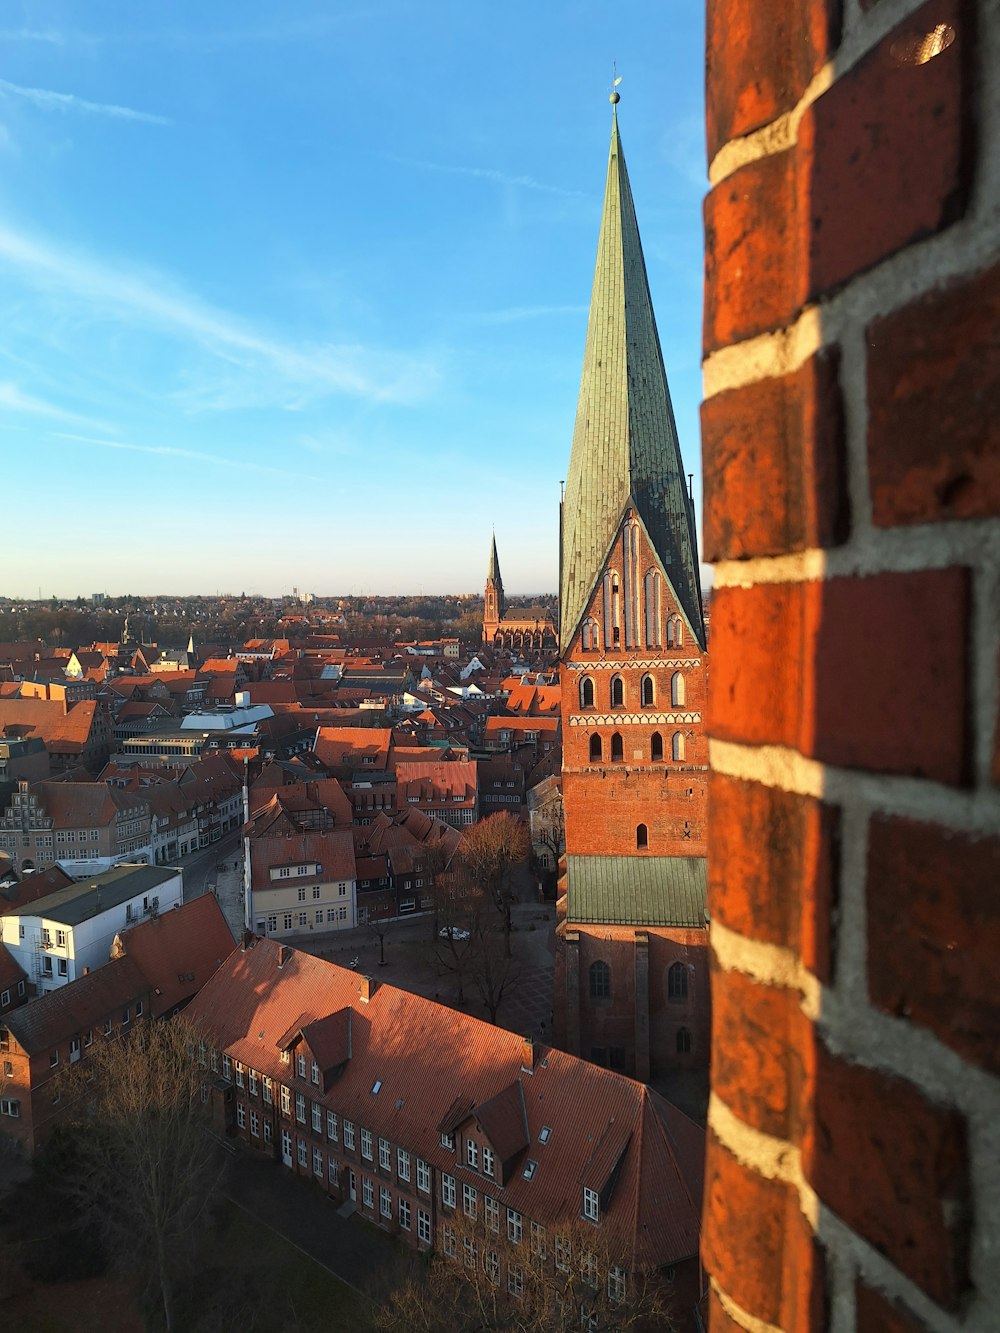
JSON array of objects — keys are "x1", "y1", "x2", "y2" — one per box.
[
  {"x1": 113, "y1": 894, "x2": 236, "y2": 1018},
  {"x1": 3, "y1": 954, "x2": 148, "y2": 1053}
]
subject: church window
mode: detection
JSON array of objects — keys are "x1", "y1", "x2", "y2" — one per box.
[
  {"x1": 667, "y1": 615, "x2": 683, "y2": 648},
  {"x1": 636, "y1": 823, "x2": 648, "y2": 850},
  {"x1": 589, "y1": 961, "x2": 610, "y2": 1000},
  {"x1": 624, "y1": 523, "x2": 640, "y2": 648},
  {"x1": 672, "y1": 732, "x2": 685, "y2": 761},
  {"x1": 644, "y1": 570, "x2": 661, "y2": 647},
  {"x1": 651, "y1": 732, "x2": 663, "y2": 762},
  {"x1": 580, "y1": 677, "x2": 595, "y2": 709},
  {"x1": 671, "y1": 672, "x2": 685, "y2": 707},
  {"x1": 668, "y1": 963, "x2": 688, "y2": 1002},
  {"x1": 589, "y1": 734, "x2": 603, "y2": 762},
  {"x1": 610, "y1": 733, "x2": 623, "y2": 763},
  {"x1": 581, "y1": 618, "x2": 599, "y2": 651},
  {"x1": 610, "y1": 675, "x2": 624, "y2": 708},
  {"x1": 640, "y1": 674, "x2": 654, "y2": 707},
  {"x1": 677, "y1": 1027, "x2": 692, "y2": 1054}
]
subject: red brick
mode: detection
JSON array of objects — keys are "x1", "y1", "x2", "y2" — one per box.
[
  {"x1": 709, "y1": 773, "x2": 838, "y2": 981},
  {"x1": 867, "y1": 260, "x2": 1000, "y2": 527},
  {"x1": 705, "y1": 0, "x2": 842, "y2": 159},
  {"x1": 710, "y1": 570, "x2": 972, "y2": 785},
  {"x1": 856, "y1": 1281, "x2": 934, "y2": 1333},
  {"x1": 804, "y1": 1047, "x2": 970, "y2": 1308},
  {"x1": 702, "y1": 347, "x2": 848, "y2": 560},
  {"x1": 706, "y1": 1285, "x2": 747, "y2": 1332},
  {"x1": 867, "y1": 816, "x2": 1000, "y2": 1076},
  {"x1": 802, "y1": 0, "x2": 973, "y2": 299},
  {"x1": 704, "y1": 150, "x2": 803, "y2": 353},
  {"x1": 703, "y1": 1133, "x2": 827, "y2": 1330},
  {"x1": 710, "y1": 965, "x2": 815, "y2": 1139}
]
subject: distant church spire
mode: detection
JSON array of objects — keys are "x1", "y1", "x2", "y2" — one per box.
[
  {"x1": 559, "y1": 97, "x2": 704, "y2": 650},
  {"x1": 483, "y1": 530, "x2": 506, "y2": 641}
]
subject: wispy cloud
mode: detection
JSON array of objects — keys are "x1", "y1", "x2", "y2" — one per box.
[
  {"x1": 56, "y1": 432, "x2": 319, "y2": 482},
  {"x1": 387, "y1": 154, "x2": 587, "y2": 199},
  {"x1": 0, "y1": 28, "x2": 66, "y2": 45},
  {"x1": 0, "y1": 222, "x2": 440, "y2": 407},
  {"x1": 0, "y1": 78, "x2": 170, "y2": 126},
  {"x1": 470, "y1": 304, "x2": 587, "y2": 326},
  {"x1": 0, "y1": 380, "x2": 113, "y2": 430}
]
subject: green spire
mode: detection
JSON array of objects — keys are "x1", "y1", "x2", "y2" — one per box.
[
  {"x1": 487, "y1": 531, "x2": 502, "y2": 584},
  {"x1": 560, "y1": 107, "x2": 704, "y2": 649}
]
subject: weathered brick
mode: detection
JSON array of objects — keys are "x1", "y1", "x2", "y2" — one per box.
[
  {"x1": 804, "y1": 1047, "x2": 971, "y2": 1308},
  {"x1": 709, "y1": 773, "x2": 838, "y2": 981},
  {"x1": 710, "y1": 964, "x2": 815, "y2": 1139},
  {"x1": 703, "y1": 1133, "x2": 827, "y2": 1330},
  {"x1": 867, "y1": 260, "x2": 1000, "y2": 527},
  {"x1": 705, "y1": 0, "x2": 843, "y2": 159},
  {"x1": 802, "y1": 0, "x2": 972, "y2": 299},
  {"x1": 856, "y1": 1281, "x2": 934, "y2": 1333},
  {"x1": 705, "y1": 1285, "x2": 747, "y2": 1332},
  {"x1": 704, "y1": 150, "x2": 802, "y2": 353},
  {"x1": 702, "y1": 347, "x2": 848, "y2": 560},
  {"x1": 867, "y1": 816, "x2": 1000, "y2": 1075},
  {"x1": 710, "y1": 570, "x2": 972, "y2": 785}
]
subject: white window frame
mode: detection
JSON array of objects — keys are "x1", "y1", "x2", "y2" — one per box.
[
  {"x1": 397, "y1": 1147, "x2": 410, "y2": 1182},
  {"x1": 442, "y1": 1173, "x2": 456, "y2": 1208}
]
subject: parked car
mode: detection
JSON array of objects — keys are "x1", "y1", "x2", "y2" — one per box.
[{"x1": 438, "y1": 926, "x2": 470, "y2": 941}]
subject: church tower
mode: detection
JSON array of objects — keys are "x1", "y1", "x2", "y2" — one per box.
[
  {"x1": 554, "y1": 97, "x2": 709, "y2": 1085},
  {"x1": 482, "y1": 532, "x2": 506, "y2": 644}
]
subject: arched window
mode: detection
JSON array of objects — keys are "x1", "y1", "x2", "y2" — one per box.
[
  {"x1": 668, "y1": 962, "x2": 688, "y2": 1002},
  {"x1": 636, "y1": 823, "x2": 648, "y2": 850},
  {"x1": 611, "y1": 732, "x2": 623, "y2": 763},
  {"x1": 672, "y1": 731, "x2": 685, "y2": 762},
  {"x1": 589, "y1": 960, "x2": 611, "y2": 1000},
  {"x1": 589, "y1": 733, "x2": 603, "y2": 762},
  {"x1": 581, "y1": 618, "x2": 599, "y2": 651},
  {"x1": 580, "y1": 676, "x2": 595, "y2": 709},
  {"x1": 610, "y1": 674, "x2": 624, "y2": 708},
  {"x1": 651, "y1": 732, "x2": 663, "y2": 762},
  {"x1": 671, "y1": 672, "x2": 685, "y2": 707},
  {"x1": 667, "y1": 615, "x2": 684, "y2": 648},
  {"x1": 676, "y1": 1028, "x2": 692, "y2": 1054},
  {"x1": 644, "y1": 569, "x2": 661, "y2": 647},
  {"x1": 640, "y1": 674, "x2": 654, "y2": 707}
]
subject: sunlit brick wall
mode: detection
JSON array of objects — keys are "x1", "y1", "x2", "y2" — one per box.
[{"x1": 701, "y1": 0, "x2": 999, "y2": 1327}]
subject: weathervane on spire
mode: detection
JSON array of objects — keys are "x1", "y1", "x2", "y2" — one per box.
[{"x1": 610, "y1": 63, "x2": 622, "y2": 105}]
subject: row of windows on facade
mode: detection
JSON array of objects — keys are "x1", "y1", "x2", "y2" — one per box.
[
  {"x1": 590, "y1": 960, "x2": 690, "y2": 1003},
  {"x1": 261, "y1": 905, "x2": 352, "y2": 932},
  {"x1": 580, "y1": 562, "x2": 686, "y2": 653},
  {"x1": 588, "y1": 731, "x2": 688, "y2": 763},
  {"x1": 579, "y1": 671, "x2": 687, "y2": 711}
]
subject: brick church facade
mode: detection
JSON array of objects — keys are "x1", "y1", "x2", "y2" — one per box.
[
  {"x1": 553, "y1": 100, "x2": 710, "y2": 1084},
  {"x1": 482, "y1": 534, "x2": 557, "y2": 654}
]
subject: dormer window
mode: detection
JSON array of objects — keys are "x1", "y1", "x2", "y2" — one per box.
[
  {"x1": 296, "y1": 1052, "x2": 306, "y2": 1079},
  {"x1": 311, "y1": 1060, "x2": 320, "y2": 1085},
  {"x1": 440, "y1": 1131, "x2": 455, "y2": 1151},
  {"x1": 583, "y1": 1186, "x2": 600, "y2": 1222},
  {"x1": 466, "y1": 1138, "x2": 479, "y2": 1170},
  {"x1": 482, "y1": 1145, "x2": 494, "y2": 1178}
]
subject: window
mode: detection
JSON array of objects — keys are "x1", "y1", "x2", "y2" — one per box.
[
  {"x1": 668, "y1": 962, "x2": 689, "y2": 1002},
  {"x1": 417, "y1": 1209, "x2": 431, "y2": 1245},
  {"x1": 672, "y1": 731, "x2": 685, "y2": 761},
  {"x1": 248, "y1": 1068, "x2": 258, "y2": 1096},
  {"x1": 380, "y1": 1185, "x2": 392, "y2": 1218},
  {"x1": 343, "y1": 1119, "x2": 355, "y2": 1150},
  {"x1": 49, "y1": 1049, "x2": 59, "y2": 1068},
  {"x1": 327, "y1": 1154, "x2": 337, "y2": 1184},
  {"x1": 589, "y1": 960, "x2": 610, "y2": 1000},
  {"x1": 484, "y1": 1248, "x2": 499, "y2": 1285},
  {"x1": 56, "y1": 929, "x2": 66, "y2": 947},
  {"x1": 283, "y1": 913, "x2": 293, "y2": 931},
  {"x1": 579, "y1": 676, "x2": 595, "y2": 709},
  {"x1": 481, "y1": 1145, "x2": 494, "y2": 1179},
  {"x1": 223, "y1": 1054, "x2": 232, "y2": 1080},
  {"x1": 397, "y1": 1148, "x2": 410, "y2": 1182},
  {"x1": 641, "y1": 673, "x2": 654, "y2": 707},
  {"x1": 464, "y1": 1237, "x2": 477, "y2": 1270},
  {"x1": 555, "y1": 1235, "x2": 571, "y2": 1272},
  {"x1": 530, "y1": 1221, "x2": 547, "y2": 1258},
  {"x1": 507, "y1": 1208, "x2": 523, "y2": 1244},
  {"x1": 636, "y1": 823, "x2": 648, "y2": 850},
  {"x1": 508, "y1": 1265, "x2": 524, "y2": 1298},
  {"x1": 466, "y1": 1138, "x2": 479, "y2": 1170},
  {"x1": 398, "y1": 1197, "x2": 411, "y2": 1230},
  {"x1": 443, "y1": 1224, "x2": 457, "y2": 1258},
  {"x1": 297, "y1": 886, "x2": 306, "y2": 902},
  {"x1": 0, "y1": 990, "x2": 8, "y2": 1008},
  {"x1": 361, "y1": 1128, "x2": 373, "y2": 1160},
  {"x1": 267, "y1": 915, "x2": 277, "y2": 933},
  {"x1": 379, "y1": 1137, "x2": 391, "y2": 1170},
  {"x1": 610, "y1": 674, "x2": 624, "y2": 708},
  {"x1": 296, "y1": 1052, "x2": 306, "y2": 1079},
  {"x1": 250, "y1": 1109, "x2": 259, "y2": 1137},
  {"x1": 362, "y1": 1177, "x2": 374, "y2": 1209},
  {"x1": 263, "y1": 1076, "x2": 273, "y2": 1105},
  {"x1": 583, "y1": 1187, "x2": 600, "y2": 1222},
  {"x1": 235, "y1": 1061, "x2": 244, "y2": 1089},
  {"x1": 608, "y1": 1265, "x2": 627, "y2": 1303},
  {"x1": 416, "y1": 1157, "x2": 430, "y2": 1193},
  {"x1": 42, "y1": 957, "x2": 53, "y2": 977},
  {"x1": 0, "y1": 1098, "x2": 20, "y2": 1118},
  {"x1": 485, "y1": 1195, "x2": 500, "y2": 1232},
  {"x1": 589, "y1": 733, "x2": 602, "y2": 762},
  {"x1": 442, "y1": 1173, "x2": 456, "y2": 1208},
  {"x1": 295, "y1": 1093, "x2": 305, "y2": 1124},
  {"x1": 327, "y1": 1110, "x2": 338, "y2": 1140},
  {"x1": 280, "y1": 1086, "x2": 291, "y2": 1116},
  {"x1": 298, "y1": 912, "x2": 308, "y2": 927},
  {"x1": 312, "y1": 1102, "x2": 322, "y2": 1132},
  {"x1": 264, "y1": 1120, "x2": 273, "y2": 1145},
  {"x1": 440, "y1": 1131, "x2": 455, "y2": 1150},
  {"x1": 651, "y1": 731, "x2": 664, "y2": 762},
  {"x1": 677, "y1": 1026, "x2": 692, "y2": 1053},
  {"x1": 610, "y1": 732, "x2": 623, "y2": 762},
  {"x1": 16, "y1": 981, "x2": 24, "y2": 998},
  {"x1": 582, "y1": 1250, "x2": 599, "y2": 1288},
  {"x1": 84, "y1": 1029, "x2": 93, "y2": 1048},
  {"x1": 667, "y1": 614, "x2": 683, "y2": 647},
  {"x1": 462, "y1": 1183, "x2": 477, "y2": 1218},
  {"x1": 237, "y1": 1103, "x2": 246, "y2": 1130},
  {"x1": 313, "y1": 1147, "x2": 323, "y2": 1178},
  {"x1": 312, "y1": 886, "x2": 321, "y2": 899}
]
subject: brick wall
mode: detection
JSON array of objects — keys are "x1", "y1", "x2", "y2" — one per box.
[{"x1": 702, "y1": 0, "x2": 1000, "y2": 1328}]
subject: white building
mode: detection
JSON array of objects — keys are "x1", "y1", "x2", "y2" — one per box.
[{"x1": 0, "y1": 864, "x2": 183, "y2": 994}]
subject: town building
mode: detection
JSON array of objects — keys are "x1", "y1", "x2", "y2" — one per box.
[
  {"x1": 0, "y1": 779, "x2": 155, "y2": 876},
  {"x1": 482, "y1": 535, "x2": 558, "y2": 654},
  {"x1": 553, "y1": 104, "x2": 710, "y2": 1082}
]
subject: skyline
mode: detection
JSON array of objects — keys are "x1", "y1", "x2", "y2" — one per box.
[{"x1": 1, "y1": 2, "x2": 707, "y2": 598}]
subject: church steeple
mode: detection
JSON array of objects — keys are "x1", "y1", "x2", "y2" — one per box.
[
  {"x1": 560, "y1": 103, "x2": 704, "y2": 651},
  {"x1": 483, "y1": 530, "x2": 506, "y2": 640}
]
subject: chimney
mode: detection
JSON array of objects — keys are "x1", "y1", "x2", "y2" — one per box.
[
  {"x1": 358, "y1": 975, "x2": 377, "y2": 1003},
  {"x1": 521, "y1": 1036, "x2": 537, "y2": 1072},
  {"x1": 277, "y1": 944, "x2": 287, "y2": 969}
]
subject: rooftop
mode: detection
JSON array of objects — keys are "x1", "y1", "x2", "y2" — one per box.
[{"x1": 5, "y1": 863, "x2": 180, "y2": 926}]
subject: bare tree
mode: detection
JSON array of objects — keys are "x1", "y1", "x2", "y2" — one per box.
[
  {"x1": 63, "y1": 1015, "x2": 225, "y2": 1332},
  {"x1": 459, "y1": 813, "x2": 531, "y2": 958},
  {"x1": 470, "y1": 913, "x2": 522, "y2": 1025},
  {"x1": 373, "y1": 1214, "x2": 675, "y2": 1332},
  {"x1": 368, "y1": 912, "x2": 393, "y2": 967}
]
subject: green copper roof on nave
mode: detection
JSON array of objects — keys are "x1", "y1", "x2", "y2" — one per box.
[{"x1": 560, "y1": 107, "x2": 704, "y2": 649}]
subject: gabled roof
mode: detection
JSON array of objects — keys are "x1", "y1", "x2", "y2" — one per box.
[
  {"x1": 3, "y1": 954, "x2": 148, "y2": 1054},
  {"x1": 560, "y1": 108, "x2": 704, "y2": 649},
  {"x1": 113, "y1": 894, "x2": 235, "y2": 1017}
]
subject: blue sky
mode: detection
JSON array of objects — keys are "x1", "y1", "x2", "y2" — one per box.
[{"x1": 0, "y1": 2, "x2": 707, "y2": 598}]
